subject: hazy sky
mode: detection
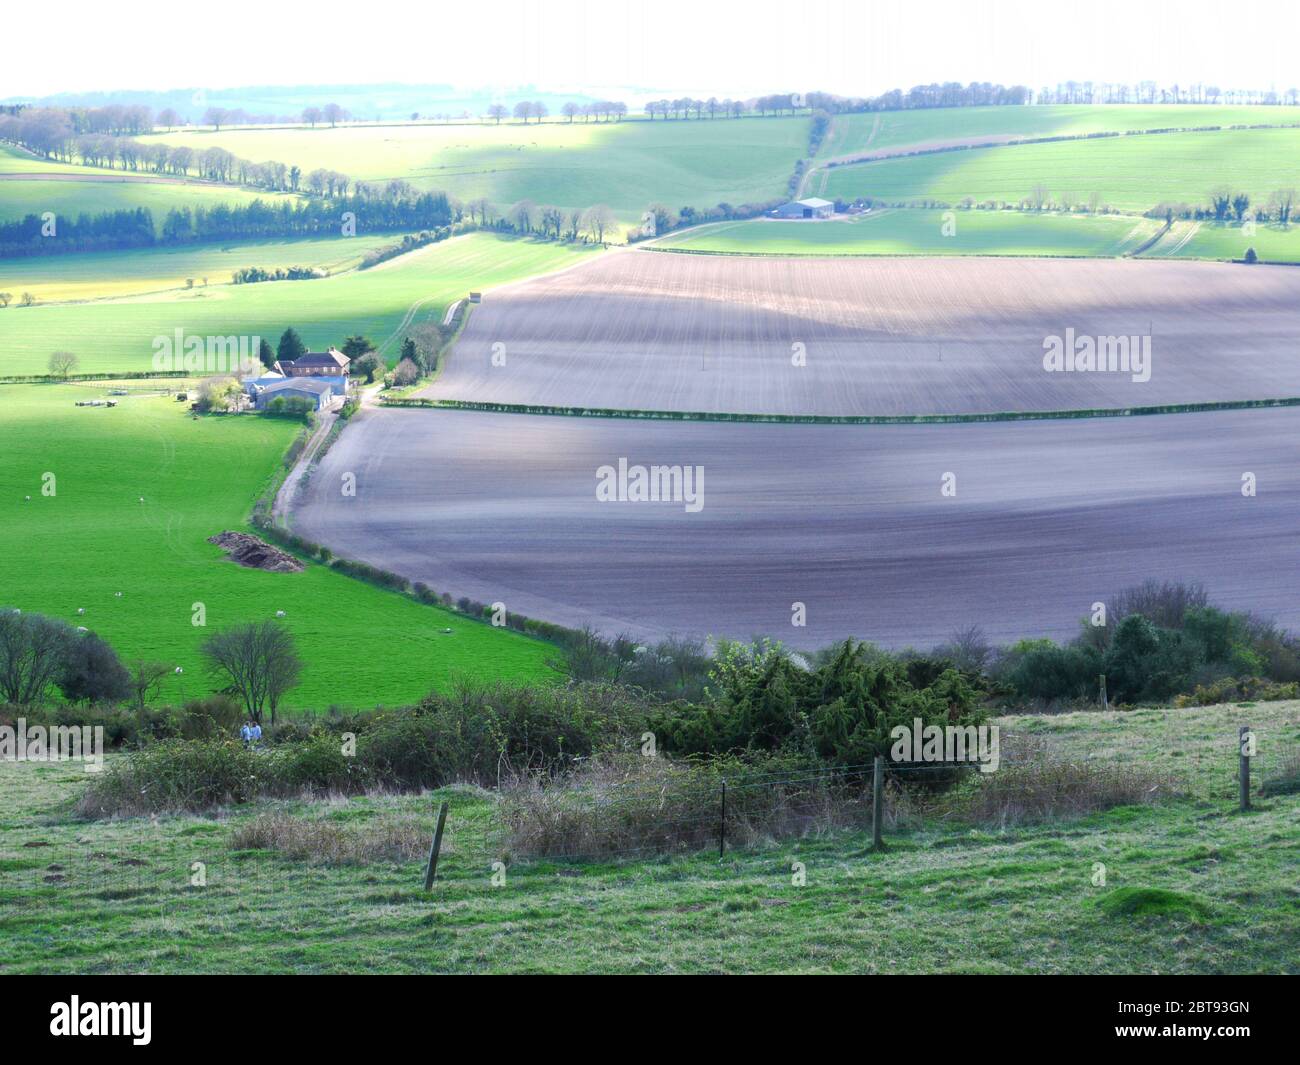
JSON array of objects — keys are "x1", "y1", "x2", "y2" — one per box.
[{"x1": 5, "y1": 0, "x2": 1299, "y2": 100}]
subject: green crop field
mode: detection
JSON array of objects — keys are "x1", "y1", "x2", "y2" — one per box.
[
  {"x1": 0, "y1": 233, "x2": 402, "y2": 303},
  {"x1": 1146, "y1": 219, "x2": 1300, "y2": 263},
  {"x1": 0, "y1": 231, "x2": 603, "y2": 375},
  {"x1": 2, "y1": 698, "x2": 1294, "y2": 974},
  {"x1": 821, "y1": 104, "x2": 1300, "y2": 159},
  {"x1": 651, "y1": 208, "x2": 1161, "y2": 257},
  {"x1": 0, "y1": 175, "x2": 299, "y2": 227},
  {"x1": 0, "y1": 383, "x2": 558, "y2": 709},
  {"x1": 822, "y1": 127, "x2": 1300, "y2": 213},
  {"x1": 140, "y1": 117, "x2": 809, "y2": 221},
  {"x1": 0, "y1": 143, "x2": 122, "y2": 175}
]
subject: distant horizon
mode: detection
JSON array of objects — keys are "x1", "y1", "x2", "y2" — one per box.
[
  {"x1": 4, "y1": 0, "x2": 1298, "y2": 100},
  {"x1": 5, "y1": 78, "x2": 1297, "y2": 115}
]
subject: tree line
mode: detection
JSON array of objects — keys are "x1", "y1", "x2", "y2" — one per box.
[
  {"x1": 1147, "y1": 187, "x2": 1297, "y2": 224},
  {"x1": 0, "y1": 192, "x2": 454, "y2": 259},
  {"x1": 1037, "y1": 81, "x2": 1300, "y2": 106}
]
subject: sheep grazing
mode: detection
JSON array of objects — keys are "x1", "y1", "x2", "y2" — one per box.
[{"x1": 275, "y1": 610, "x2": 286, "y2": 618}]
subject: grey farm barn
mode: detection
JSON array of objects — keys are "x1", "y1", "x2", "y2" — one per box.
[{"x1": 770, "y1": 197, "x2": 833, "y2": 219}]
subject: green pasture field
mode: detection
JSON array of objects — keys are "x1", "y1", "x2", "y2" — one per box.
[
  {"x1": 0, "y1": 175, "x2": 299, "y2": 227},
  {"x1": 0, "y1": 143, "x2": 121, "y2": 175},
  {"x1": 651, "y1": 208, "x2": 1161, "y2": 257},
  {"x1": 0, "y1": 231, "x2": 603, "y2": 375},
  {"x1": 821, "y1": 127, "x2": 1300, "y2": 213},
  {"x1": 139, "y1": 117, "x2": 809, "y2": 222},
  {"x1": 0, "y1": 233, "x2": 402, "y2": 303},
  {"x1": 0, "y1": 383, "x2": 558, "y2": 709},
  {"x1": 821, "y1": 104, "x2": 1300, "y2": 159},
  {"x1": 1, "y1": 699, "x2": 1294, "y2": 973},
  {"x1": 1146, "y1": 219, "x2": 1300, "y2": 263}
]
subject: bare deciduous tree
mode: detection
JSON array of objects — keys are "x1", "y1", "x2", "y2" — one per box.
[
  {"x1": 130, "y1": 660, "x2": 172, "y2": 711},
  {"x1": 581, "y1": 204, "x2": 616, "y2": 244},
  {"x1": 48, "y1": 350, "x2": 78, "y2": 378},
  {"x1": 0, "y1": 609, "x2": 72, "y2": 706},
  {"x1": 201, "y1": 621, "x2": 302, "y2": 724}
]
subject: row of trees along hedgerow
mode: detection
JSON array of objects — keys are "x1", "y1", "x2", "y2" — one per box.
[{"x1": 0, "y1": 191, "x2": 453, "y2": 259}]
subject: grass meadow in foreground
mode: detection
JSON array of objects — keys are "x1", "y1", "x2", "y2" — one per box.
[
  {"x1": 0, "y1": 231, "x2": 602, "y2": 374},
  {"x1": 0, "y1": 700, "x2": 1295, "y2": 974},
  {"x1": 652, "y1": 208, "x2": 1161, "y2": 258},
  {"x1": 0, "y1": 384, "x2": 558, "y2": 708},
  {"x1": 822, "y1": 127, "x2": 1300, "y2": 212},
  {"x1": 0, "y1": 234, "x2": 401, "y2": 303}
]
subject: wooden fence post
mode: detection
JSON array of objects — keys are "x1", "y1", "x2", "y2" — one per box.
[
  {"x1": 1239, "y1": 725, "x2": 1251, "y2": 812},
  {"x1": 423, "y1": 800, "x2": 450, "y2": 890},
  {"x1": 1099, "y1": 674, "x2": 1109, "y2": 711},
  {"x1": 718, "y1": 780, "x2": 727, "y2": 859},
  {"x1": 872, "y1": 756, "x2": 885, "y2": 850}
]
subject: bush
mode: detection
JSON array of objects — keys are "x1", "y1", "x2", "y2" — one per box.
[
  {"x1": 76, "y1": 680, "x2": 653, "y2": 815},
  {"x1": 360, "y1": 681, "x2": 650, "y2": 788},
  {"x1": 77, "y1": 739, "x2": 267, "y2": 816},
  {"x1": 499, "y1": 751, "x2": 874, "y2": 860},
  {"x1": 57, "y1": 631, "x2": 131, "y2": 705},
  {"x1": 1172, "y1": 676, "x2": 1300, "y2": 707},
  {"x1": 0, "y1": 701, "x2": 174, "y2": 748},
  {"x1": 174, "y1": 695, "x2": 243, "y2": 740},
  {"x1": 651, "y1": 639, "x2": 984, "y2": 764},
  {"x1": 267, "y1": 733, "x2": 368, "y2": 793}
]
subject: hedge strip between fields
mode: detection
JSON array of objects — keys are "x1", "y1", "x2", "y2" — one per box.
[{"x1": 381, "y1": 395, "x2": 1300, "y2": 425}]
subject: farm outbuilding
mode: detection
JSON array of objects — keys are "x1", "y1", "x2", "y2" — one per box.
[
  {"x1": 253, "y1": 379, "x2": 336, "y2": 412},
  {"x1": 770, "y1": 197, "x2": 834, "y2": 220}
]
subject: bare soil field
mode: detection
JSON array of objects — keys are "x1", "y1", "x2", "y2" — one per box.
[
  {"x1": 291, "y1": 406, "x2": 1300, "y2": 648},
  {"x1": 424, "y1": 251, "x2": 1300, "y2": 416}
]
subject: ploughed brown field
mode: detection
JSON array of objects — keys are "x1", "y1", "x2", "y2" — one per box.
[
  {"x1": 292, "y1": 406, "x2": 1300, "y2": 648},
  {"x1": 425, "y1": 251, "x2": 1300, "y2": 416}
]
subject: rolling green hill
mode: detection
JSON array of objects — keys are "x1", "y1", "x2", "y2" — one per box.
[
  {"x1": 0, "y1": 233, "x2": 401, "y2": 303},
  {"x1": 822, "y1": 104, "x2": 1300, "y2": 159},
  {"x1": 821, "y1": 126, "x2": 1300, "y2": 212},
  {"x1": 651, "y1": 208, "x2": 1162, "y2": 257},
  {"x1": 140, "y1": 117, "x2": 809, "y2": 222},
  {"x1": 0, "y1": 175, "x2": 300, "y2": 226},
  {"x1": 0, "y1": 230, "x2": 602, "y2": 375}
]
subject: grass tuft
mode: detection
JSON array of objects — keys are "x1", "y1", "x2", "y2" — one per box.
[{"x1": 1093, "y1": 886, "x2": 1214, "y2": 921}]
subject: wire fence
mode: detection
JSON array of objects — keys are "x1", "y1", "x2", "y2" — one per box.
[{"x1": 2, "y1": 730, "x2": 1296, "y2": 915}]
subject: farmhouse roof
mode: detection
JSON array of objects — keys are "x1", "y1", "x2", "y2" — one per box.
[
  {"x1": 290, "y1": 347, "x2": 351, "y2": 369},
  {"x1": 797, "y1": 197, "x2": 833, "y2": 208}
]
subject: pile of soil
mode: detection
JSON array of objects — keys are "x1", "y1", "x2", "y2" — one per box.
[{"x1": 208, "y1": 531, "x2": 304, "y2": 573}]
